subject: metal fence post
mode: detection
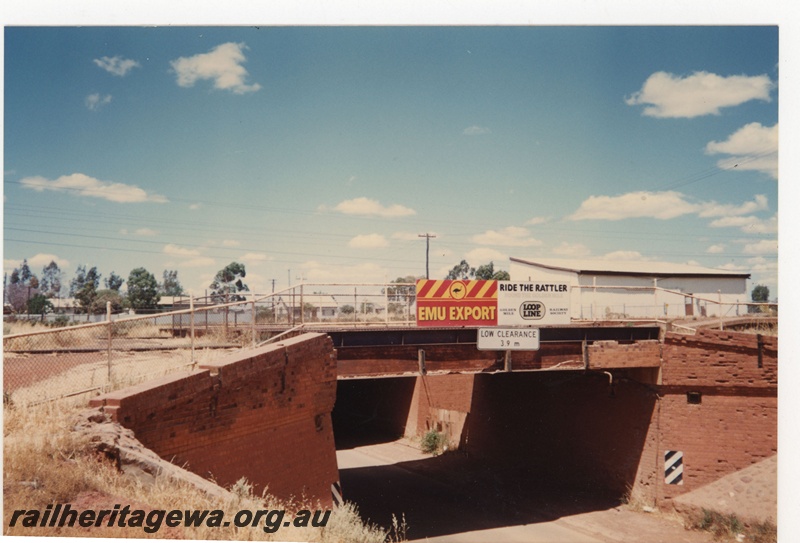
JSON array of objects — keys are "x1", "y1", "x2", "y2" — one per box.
[
  {"x1": 251, "y1": 300, "x2": 257, "y2": 346},
  {"x1": 106, "y1": 301, "x2": 112, "y2": 383},
  {"x1": 190, "y1": 296, "x2": 196, "y2": 367}
]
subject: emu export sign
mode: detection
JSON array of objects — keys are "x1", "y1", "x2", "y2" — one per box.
[{"x1": 416, "y1": 280, "x2": 570, "y2": 327}]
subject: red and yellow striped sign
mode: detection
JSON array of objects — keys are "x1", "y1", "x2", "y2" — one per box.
[{"x1": 416, "y1": 279, "x2": 498, "y2": 327}]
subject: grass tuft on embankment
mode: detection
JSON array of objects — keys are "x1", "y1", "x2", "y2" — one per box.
[{"x1": 3, "y1": 398, "x2": 398, "y2": 541}]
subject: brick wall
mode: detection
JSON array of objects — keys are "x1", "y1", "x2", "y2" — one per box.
[
  {"x1": 588, "y1": 340, "x2": 661, "y2": 369},
  {"x1": 404, "y1": 374, "x2": 476, "y2": 447},
  {"x1": 462, "y1": 372, "x2": 655, "y2": 496},
  {"x1": 90, "y1": 333, "x2": 339, "y2": 506},
  {"x1": 634, "y1": 329, "x2": 778, "y2": 504},
  {"x1": 395, "y1": 329, "x2": 776, "y2": 506}
]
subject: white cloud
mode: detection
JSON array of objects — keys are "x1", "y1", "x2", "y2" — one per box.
[
  {"x1": 85, "y1": 93, "x2": 112, "y2": 111},
  {"x1": 744, "y1": 215, "x2": 778, "y2": 234},
  {"x1": 329, "y1": 197, "x2": 416, "y2": 218},
  {"x1": 222, "y1": 239, "x2": 241, "y2": 247},
  {"x1": 20, "y1": 173, "x2": 168, "y2": 203},
  {"x1": 462, "y1": 125, "x2": 491, "y2": 136},
  {"x1": 170, "y1": 42, "x2": 261, "y2": 94},
  {"x1": 471, "y1": 226, "x2": 542, "y2": 247},
  {"x1": 302, "y1": 260, "x2": 389, "y2": 283},
  {"x1": 603, "y1": 250, "x2": 651, "y2": 261},
  {"x1": 625, "y1": 71, "x2": 773, "y2": 118},
  {"x1": 163, "y1": 244, "x2": 201, "y2": 257},
  {"x1": 569, "y1": 191, "x2": 773, "y2": 225},
  {"x1": 741, "y1": 239, "x2": 777, "y2": 255},
  {"x1": 392, "y1": 231, "x2": 429, "y2": 242},
  {"x1": 189, "y1": 203, "x2": 202, "y2": 210},
  {"x1": 348, "y1": 234, "x2": 389, "y2": 249},
  {"x1": 7, "y1": 253, "x2": 71, "y2": 271},
  {"x1": 240, "y1": 252, "x2": 269, "y2": 262},
  {"x1": 709, "y1": 214, "x2": 777, "y2": 234},
  {"x1": 746, "y1": 256, "x2": 778, "y2": 277},
  {"x1": 179, "y1": 257, "x2": 217, "y2": 268},
  {"x1": 465, "y1": 247, "x2": 507, "y2": 263},
  {"x1": 705, "y1": 123, "x2": 778, "y2": 179},
  {"x1": 698, "y1": 194, "x2": 768, "y2": 218},
  {"x1": 706, "y1": 244, "x2": 726, "y2": 254},
  {"x1": 525, "y1": 216, "x2": 549, "y2": 226},
  {"x1": 93, "y1": 55, "x2": 140, "y2": 76},
  {"x1": 553, "y1": 242, "x2": 591, "y2": 257},
  {"x1": 568, "y1": 191, "x2": 699, "y2": 221}
]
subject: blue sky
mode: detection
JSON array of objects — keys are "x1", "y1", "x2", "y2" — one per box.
[{"x1": 3, "y1": 24, "x2": 781, "y2": 298}]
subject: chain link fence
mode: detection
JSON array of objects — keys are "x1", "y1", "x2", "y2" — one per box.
[
  {"x1": 3, "y1": 282, "x2": 775, "y2": 405},
  {"x1": 2, "y1": 283, "x2": 417, "y2": 406}
]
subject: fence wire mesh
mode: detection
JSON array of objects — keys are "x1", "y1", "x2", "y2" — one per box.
[
  {"x1": 3, "y1": 307, "x2": 249, "y2": 406},
  {"x1": 3, "y1": 282, "x2": 775, "y2": 406}
]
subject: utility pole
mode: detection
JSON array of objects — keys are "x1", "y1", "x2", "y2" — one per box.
[{"x1": 418, "y1": 233, "x2": 436, "y2": 279}]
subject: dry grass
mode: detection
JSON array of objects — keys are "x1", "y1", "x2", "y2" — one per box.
[
  {"x1": 684, "y1": 508, "x2": 777, "y2": 543},
  {"x1": 3, "y1": 398, "x2": 393, "y2": 541},
  {"x1": 4, "y1": 322, "x2": 104, "y2": 351},
  {"x1": 6, "y1": 347, "x2": 231, "y2": 407}
]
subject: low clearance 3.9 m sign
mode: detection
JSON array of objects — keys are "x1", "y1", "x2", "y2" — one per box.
[{"x1": 416, "y1": 280, "x2": 570, "y2": 327}]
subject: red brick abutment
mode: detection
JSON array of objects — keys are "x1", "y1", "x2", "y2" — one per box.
[{"x1": 90, "y1": 327, "x2": 776, "y2": 513}]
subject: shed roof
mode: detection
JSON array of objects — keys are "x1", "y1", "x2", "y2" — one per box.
[{"x1": 510, "y1": 257, "x2": 750, "y2": 279}]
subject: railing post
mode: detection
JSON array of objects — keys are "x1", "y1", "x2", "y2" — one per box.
[
  {"x1": 718, "y1": 290, "x2": 723, "y2": 330},
  {"x1": 251, "y1": 299, "x2": 257, "y2": 347},
  {"x1": 190, "y1": 296, "x2": 196, "y2": 367},
  {"x1": 106, "y1": 301, "x2": 112, "y2": 383},
  {"x1": 384, "y1": 282, "x2": 389, "y2": 325},
  {"x1": 300, "y1": 284, "x2": 305, "y2": 325}
]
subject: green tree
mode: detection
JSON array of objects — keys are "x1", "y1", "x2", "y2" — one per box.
[
  {"x1": 749, "y1": 284, "x2": 771, "y2": 314},
  {"x1": 70, "y1": 266, "x2": 101, "y2": 314},
  {"x1": 475, "y1": 262, "x2": 510, "y2": 280},
  {"x1": 751, "y1": 284, "x2": 770, "y2": 303},
  {"x1": 19, "y1": 259, "x2": 33, "y2": 284},
  {"x1": 445, "y1": 260, "x2": 475, "y2": 280},
  {"x1": 160, "y1": 269, "x2": 184, "y2": 296},
  {"x1": 27, "y1": 293, "x2": 54, "y2": 321},
  {"x1": 92, "y1": 289, "x2": 124, "y2": 314},
  {"x1": 40, "y1": 260, "x2": 64, "y2": 298},
  {"x1": 385, "y1": 275, "x2": 419, "y2": 302},
  {"x1": 105, "y1": 271, "x2": 124, "y2": 292},
  {"x1": 209, "y1": 262, "x2": 249, "y2": 302},
  {"x1": 126, "y1": 268, "x2": 160, "y2": 311}
]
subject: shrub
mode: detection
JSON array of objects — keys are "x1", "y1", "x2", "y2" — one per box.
[{"x1": 420, "y1": 430, "x2": 445, "y2": 455}]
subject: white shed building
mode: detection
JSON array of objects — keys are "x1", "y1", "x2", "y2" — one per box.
[{"x1": 509, "y1": 257, "x2": 751, "y2": 319}]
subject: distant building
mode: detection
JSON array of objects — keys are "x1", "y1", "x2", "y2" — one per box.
[
  {"x1": 509, "y1": 257, "x2": 751, "y2": 319},
  {"x1": 274, "y1": 293, "x2": 341, "y2": 321}
]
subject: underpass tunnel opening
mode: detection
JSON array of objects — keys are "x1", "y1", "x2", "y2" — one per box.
[
  {"x1": 332, "y1": 376, "x2": 417, "y2": 450},
  {"x1": 464, "y1": 370, "x2": 658, "y2": 500},
  {"x1": 336, "y1": 369, "x2": 659, "y2": 539}
]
